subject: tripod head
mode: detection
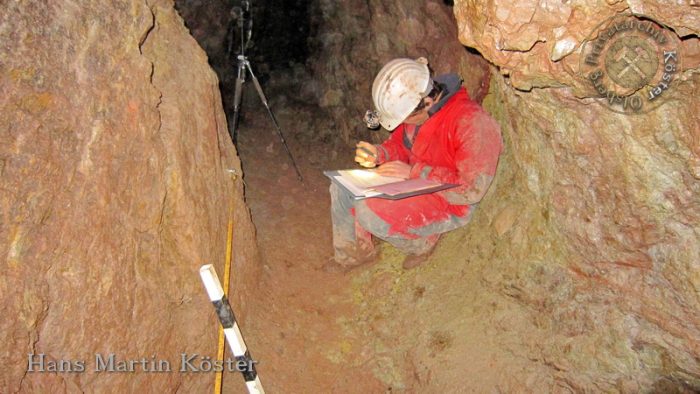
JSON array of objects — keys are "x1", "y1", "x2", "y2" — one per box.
[{"x1": 229, "y1": 0, "x2": 253, "y2": 57}]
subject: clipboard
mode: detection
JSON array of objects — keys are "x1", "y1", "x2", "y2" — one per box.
[{"x1": 324, "y1": 170, "x2": 458, "y2": 200}]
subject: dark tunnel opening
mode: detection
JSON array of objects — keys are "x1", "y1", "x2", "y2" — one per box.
[
  {"x1": 174, "y1": 0, "x2": 317, "y2": 145},
  {"x1": 248, "y1": 0, "x2": 314, "y2": 78},
  {"x1": 175, "y1": 0, "x2": 315, "y2": 76},
  {"x1": 173, "y1": 0, "x2": 493, "y2": 150}
]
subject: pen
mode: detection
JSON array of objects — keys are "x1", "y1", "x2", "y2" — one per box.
[{"x1": 359, "y1": 146, "x2": 376, "y2": 159}]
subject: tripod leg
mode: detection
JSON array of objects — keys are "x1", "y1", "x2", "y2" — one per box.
[
  {"x1": 245, "y1": 62, "x2": 304, "y2": 182},
  {"x1": 230, "y1": 61, "x2": 246, "y2": 144}
]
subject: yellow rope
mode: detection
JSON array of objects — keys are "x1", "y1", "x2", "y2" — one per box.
[{"x1": 214, "y1": 177, "x2": 236, "y2": 394}]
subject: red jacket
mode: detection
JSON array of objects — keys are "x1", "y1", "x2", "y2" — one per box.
[{"x1": 365, "y1": 87, "x2": 502, "y2": 237}]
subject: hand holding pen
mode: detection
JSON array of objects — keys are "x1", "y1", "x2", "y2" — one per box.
[{"x1": 354, "y1": 141, "x2": 378, "y2": 168}]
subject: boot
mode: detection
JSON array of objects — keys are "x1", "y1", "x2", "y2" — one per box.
[
  {"x1": 402, "y1": 246, "x2": 436, "y2": 270},
  {"x1": 323, "y1": 248, "x2": 377, "y2": 273}
]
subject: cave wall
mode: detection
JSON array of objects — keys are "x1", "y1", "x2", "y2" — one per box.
[
  {"x1": 451, "y1": 0, "x2": 700, "y2": 389},
  {"x1": 0, "y1": 0, "x2": 259, "y2": 391}
]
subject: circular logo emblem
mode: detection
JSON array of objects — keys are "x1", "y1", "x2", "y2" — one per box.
[
  {"x1": 580, "y1": 15, "x2": 682, "y2": 114},
  {"x1": 605, "y1": 37, "x2": 658, "y2": 90}
]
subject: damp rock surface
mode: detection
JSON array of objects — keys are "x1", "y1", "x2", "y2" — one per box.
[{"x1": 0, "y1": 0, "x2": 259, "y2": 392}]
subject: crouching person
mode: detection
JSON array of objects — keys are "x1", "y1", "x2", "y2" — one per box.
[{"x1": 327, "y1": 57, "x2": 503, "y2": 271}]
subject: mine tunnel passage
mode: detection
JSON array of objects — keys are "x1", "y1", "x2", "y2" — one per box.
[
  {"x1": 4, "y1": 0, "x2": 699, "y2": 392},
  {"x1": 175, "y1": 1, "x2": 404, "y2": 391},
  {"x1": 173, "y1": 0, "x2": 504, "y2": 392}
]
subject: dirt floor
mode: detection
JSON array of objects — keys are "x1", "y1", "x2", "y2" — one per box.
[
  {"x1": 225, "y1": 85, "x2": 389, "y2": 392},
  {"x1": 221, "y1": 83, "x2": 552, "y2": 394}
]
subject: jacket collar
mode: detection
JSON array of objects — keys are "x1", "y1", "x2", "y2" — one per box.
[{"x1": 428, "y1": 73, "x2": 463, "y2": 116}]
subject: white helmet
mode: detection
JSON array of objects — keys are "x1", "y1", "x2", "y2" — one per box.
[{"x1": 372, "y1": 57, "x2": 433, "y2": 131}]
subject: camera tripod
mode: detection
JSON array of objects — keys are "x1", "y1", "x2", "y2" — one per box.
[{"x1": 228, "y1": 2, "x2": 303, "y2": 181}]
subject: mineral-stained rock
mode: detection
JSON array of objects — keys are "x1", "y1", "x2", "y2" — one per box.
[
  {"x1": 21, "y1": 0, "x2": 694, "y2": 390},
  {"x1": 454, "y1": 0, "x2": 700, "y2": 92},
  {"x1": 450, "y1": 0, "x2": 700, "y2": 389},
  {"x1": 0, "y1": 0, "x2": 259, "y2": 392}
]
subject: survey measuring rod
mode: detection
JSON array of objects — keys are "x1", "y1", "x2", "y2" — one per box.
[{"x1": 200, "y1": 264, "x2": 265, "y2": 394}]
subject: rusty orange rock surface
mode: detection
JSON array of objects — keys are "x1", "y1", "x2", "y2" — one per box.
[
  {"x1": 452, "y1": 0, "x2": 700, "y2": 389},
  {"x1": 0, "y1": 1, "x2": 259, "y2": 392}
]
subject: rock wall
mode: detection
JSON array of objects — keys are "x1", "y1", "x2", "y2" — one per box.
[
  {"x1": 0, "y1": 0, "x2": 259, "y2": 392},
  {"x1": 451, "y1": 0, "x2": 700, "y2": 390}
]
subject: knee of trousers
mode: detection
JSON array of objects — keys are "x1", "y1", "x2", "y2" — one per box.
[
  {"x1": 329, "y1": 183, "x2": 354, "y2": 212},
  {"x1": 354, "y1": 200, "x2": 393, "y2": 238}
]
